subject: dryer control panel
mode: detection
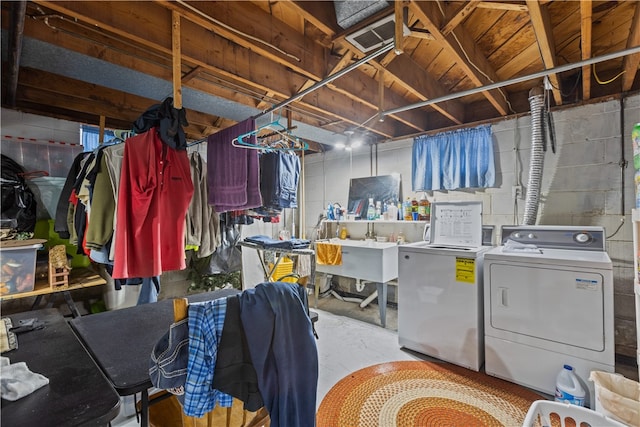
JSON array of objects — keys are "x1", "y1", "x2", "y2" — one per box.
[{"x1": 500, "y1": 225, "x2": 606, "y2": 251}]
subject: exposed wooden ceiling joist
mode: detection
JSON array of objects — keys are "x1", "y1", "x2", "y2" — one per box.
[
  {"x1": 526, "y1": 0, "x2": 563, "y2": 105},
  {"x1": 409, "y1": 0, "x2": 511, "y2": 116},
  {"x1": 1, "y1": 0, "x2": 637, "y2": 151},
  {"x1": 5, "y1": 1, "x2": 27, "y2": 107},
  {"x1": 622, "y1": 2, "x2": 640, "y2": 92}
]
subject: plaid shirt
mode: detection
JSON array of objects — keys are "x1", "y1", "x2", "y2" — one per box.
[{"x1": 183, "y1": 298, "x2": 233, "y2": 417}]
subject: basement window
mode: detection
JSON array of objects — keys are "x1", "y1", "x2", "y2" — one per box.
[{"x1": 80, "y1": 125, "x2": 115, "y2": 152}]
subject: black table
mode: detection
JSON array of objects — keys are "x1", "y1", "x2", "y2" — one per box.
[
  {"x1": 1, "y1": 309, "x2": 121, "y2": 426},
  {"x1": 69, "y1": 289, "x2": 240, "y2": 427}
]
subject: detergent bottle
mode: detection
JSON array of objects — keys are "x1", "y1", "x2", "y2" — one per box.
[{"x1": 554, "y1": 365, "x2": 585, "y2": 406}]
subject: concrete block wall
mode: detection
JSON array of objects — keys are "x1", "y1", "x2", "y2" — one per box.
[{"x1": 303, "y1": 93, "x2": 640, "y2": 360}]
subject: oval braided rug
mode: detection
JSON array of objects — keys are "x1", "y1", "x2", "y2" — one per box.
[{"x1": 317, "y1": 361, "x2": 544, "y2": 427}]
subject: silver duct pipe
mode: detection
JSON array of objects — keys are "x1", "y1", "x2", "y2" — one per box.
[
  {"x1": 523, "y1": 87, "x2": 545, "y2": 225},
  {"x1": 382, "y1": 45, "x2": 640, "y2": 117}
]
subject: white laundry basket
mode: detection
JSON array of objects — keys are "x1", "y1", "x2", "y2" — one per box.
[
  {"x1": 590, "y1": 370, "x2": 640, "y2": 427},
  {"x1": 522, "y1": 400, "x2": 627, "y2": 427}
]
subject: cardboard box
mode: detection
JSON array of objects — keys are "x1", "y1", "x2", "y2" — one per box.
[{"x1": 0, "y1": 240, "x2": 45, "y2": 295}]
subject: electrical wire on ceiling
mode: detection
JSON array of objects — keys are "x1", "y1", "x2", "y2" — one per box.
[
  {"x1": 28, "y1": 4, "x2": 346, "y2": 136},
  {"x1": 29, "y1": 4, "x2": 345, "y2": 129},
  {"x1": 592, "y1": 63, "x2": 626, "y2": 85},
  {"x1": 175, "y1": 0, "x2": 301, "y2": 62},
  {"x1": 29, "y1": 6, "x2": 168, "y2": 64},
  {"x1": 544, "y1": 68, "x2": 582, "y2": 98}
]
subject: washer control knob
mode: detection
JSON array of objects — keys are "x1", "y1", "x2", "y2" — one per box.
[
  {"x1": 575, "y1": 233, "x2": 591, "y2": 243},
  {"x1": 512, "y1": 232, "x2": 522, "y2": 239},
  {"x1": 527, "y1": 233, "x2": 536, "y2": 239}
]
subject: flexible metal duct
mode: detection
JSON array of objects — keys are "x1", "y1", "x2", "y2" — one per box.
[
  {"x1": 334, "y1": 0, "x2": 389, "y2": 29},
  {"x1": 523, "y1": 87, "x2": 545, "y2": 225}
]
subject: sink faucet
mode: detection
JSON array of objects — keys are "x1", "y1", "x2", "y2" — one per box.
[{"x1": 365, "y1": 222, "x2": 376, "y2": 239}]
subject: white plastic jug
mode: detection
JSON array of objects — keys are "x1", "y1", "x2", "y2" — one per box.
[{"x1": 555, "y1": 364, "x2": 586, "y2": 406}]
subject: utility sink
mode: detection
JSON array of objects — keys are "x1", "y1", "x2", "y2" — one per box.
[
  {"x1": 316, "y1": 238, "x2": 399, "y2": 328},
  {"x1": 316, "y1": 239, "x2": 398, "y2": 284}
]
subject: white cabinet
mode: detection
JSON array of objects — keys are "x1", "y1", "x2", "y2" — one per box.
[{"x1": 633, "y1": 209, "x2": 640, "y2": 378}]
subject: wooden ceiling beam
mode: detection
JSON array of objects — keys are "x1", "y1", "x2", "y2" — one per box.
[
  {"x1": 476, "y1": 2, "x2": 528, "y2": 12},
  {"x1": 328, "y1": 62, "x2": 427, "y2": 130},
  {"x1": 36, "y1": 0, "x2": 420, "y2": 137},
  {"x1": 580, "y1": 1, "x2": 592, "y2": 100},
  {"x1": 441, "y1": 0, "x2": 481, "y2": 36},
  {"x1": 285, "y1": 0, "x2": 339, "y2": 36},
  {"x1": 384, "y1": 54, "x2": 465, "y2": 125},
  {"x1": 409, "y1": 0, "x2": 511, "y2": 116},
  {"x1": 5, "y1": 1, "x2": 27, "y2": 107},
  {"x1": 30, "y1": 0, "x2": 406, "y2": 138},
  {"x1": 155, "y1": 0, "x2": 324, "y2": 82},
  {"x1": 16, "y1": 67, "x2": 226, "y2": 130},
  {"x1": 526, "y1": 0, "x2": 563, "y2": 105},
  {"x1": 181, "y1": 66, "x2": 202, "y2": 84},
  {"x1": 622, "y1": 2, "x2": 640, "y2": 91}
]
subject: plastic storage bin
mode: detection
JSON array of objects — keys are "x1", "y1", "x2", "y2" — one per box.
[
  {"x1": 590, "y1": 370, "x2": 640, "y2": 427},
  {"x1": 0, "y1": 241, "x2": 43, "y2": 295},
  {"x1": 522, "y1": 400, "x2": 626, "y2": 427}
]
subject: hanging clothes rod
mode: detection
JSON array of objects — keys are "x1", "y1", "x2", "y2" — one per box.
[
  {"x1": 186, "y1": 136, "x2": 207, "y2": 147},
  {"x1": 255, "y1": 43, "x2": 395, "y2": 120},
  {"x1": 186, "y1": 43, "x2": 394, "y2": 147}
]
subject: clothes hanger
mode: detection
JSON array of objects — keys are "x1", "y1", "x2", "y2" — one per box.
[{"x1": 232, "y1": 125, "x2": 308, "y2": 152}]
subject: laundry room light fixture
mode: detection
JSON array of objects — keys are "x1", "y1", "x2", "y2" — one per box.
[{"x1": 336, "y1": 130, "x2": 363, "y2": 151}]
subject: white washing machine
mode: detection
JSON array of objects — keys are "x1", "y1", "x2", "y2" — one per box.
[
  {"x1": 398, "y1": 201, "x2": 489, "y2": 371},
  {"x1": 484, "y1": 225, "x2": 615, "y2": 407}
]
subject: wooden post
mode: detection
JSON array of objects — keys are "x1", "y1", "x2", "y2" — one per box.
[
  {"x1": 378, "y1": 67, "x2": 385, "y2": 122},
  {"x1": 394, "y1": 0, "x2": 404, "y2": 55},
  {"x1": 99, "y1": 115, "x2": 106, "y2": 144},
  {"x1": 172, "y1": 11, "x2": 182, "y2": 109}
]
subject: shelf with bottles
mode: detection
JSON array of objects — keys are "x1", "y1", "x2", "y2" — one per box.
[
  {"x1": 321, "y1": 219, "x2": 428, "y2": 224},
  {"x1": 319, "y1": 218, "x2": 428, "y2": 244}
]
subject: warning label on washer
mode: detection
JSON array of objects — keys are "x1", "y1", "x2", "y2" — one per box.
[
  {"x1": 575, "y1": 278, "x2": 599, "y2": 291},
  {"x1": 455, "y1": 258, "x2": 475, "y2": 283}
]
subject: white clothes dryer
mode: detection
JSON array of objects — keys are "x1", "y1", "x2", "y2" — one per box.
[{"x1": 483, "y1": 225, "x2": 615, "y2": 408}]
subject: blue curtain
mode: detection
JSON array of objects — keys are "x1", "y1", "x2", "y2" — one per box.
[
  {"x1": 81, "y1": 125, "x2": 115, "y2": 152},
  {"x1": 412, "y1": 124, "x2": 495, "y2": 191}
]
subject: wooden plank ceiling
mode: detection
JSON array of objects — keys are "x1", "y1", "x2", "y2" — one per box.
[{"x1": 2, "y1": 1, "x2": 639, "y2": 152}]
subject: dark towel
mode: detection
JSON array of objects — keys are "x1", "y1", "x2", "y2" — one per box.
[
  {"x1": 207, "y1": 119, "x2": 262, "y2": 212},
  {"x1": 213, "y1": 295, "x2": 264, "y2": 411}
]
